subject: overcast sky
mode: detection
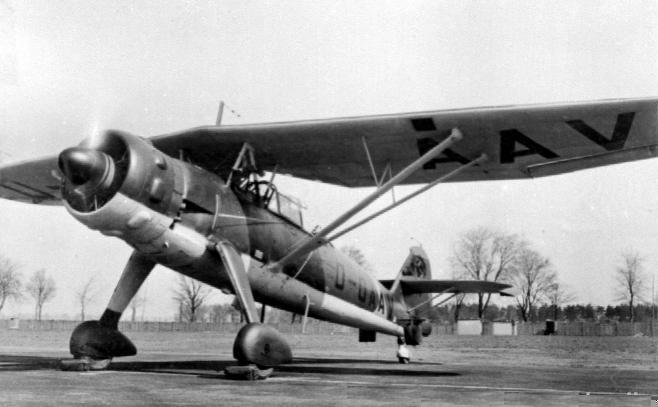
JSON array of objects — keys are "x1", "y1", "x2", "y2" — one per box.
[{"x1": 1, "y1": 1, "x2": 658, "y2": 320}]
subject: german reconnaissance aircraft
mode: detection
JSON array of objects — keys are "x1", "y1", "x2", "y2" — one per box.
[{"x1": 0, "y1": 98, "x2": 656, "y2": 373}]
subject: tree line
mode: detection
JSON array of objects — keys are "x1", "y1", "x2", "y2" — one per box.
[
  {"x1": 1, "y1": 229, "x2": 655, "y2": 324},
  {"x1": 450, "y1": 227, "x2": 655, "y2": 323},
  {"x1": 170, "y1": 235, "x2": 653, "y2": 326},
  {"x1": 451, "y1": 226, "x2": 565, "y2": 323},
  {"x1": 0, "y1": 255, "x2": 56, "y2": 320},
  {"x1": 0, "y1": 255, "x2": 109, "y2": 321},
  {"x1": 430, "y1": 302, "x2": 657, "y2": 323}
]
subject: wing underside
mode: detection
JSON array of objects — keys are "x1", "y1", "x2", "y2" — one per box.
[
  {"x1": 0, "y1": 156, "x2": 61, "y2": 205},
  {"x1": 1, "y1": 98, "x2": 657, "y2": 205},
  {"x1": 151, "y1": 97, "x2": 658, "y2": 187}
]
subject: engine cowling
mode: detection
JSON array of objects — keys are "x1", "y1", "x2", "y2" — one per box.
[
  {"x1": 60, "y1": 130, "x2": 183, "y2": 217},
  {"x1": 58, "y1": 130, "x2": 248, "y2": 267}
]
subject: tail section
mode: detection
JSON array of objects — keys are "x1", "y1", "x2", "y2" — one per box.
[
  {"x1": 383, "y1": 246, "x2": 514, "y2": 347},
  {"x1": 387, "y1": 246, "x2": 434, "y2": 345},
  {"x1": 390, "y1": 246, "x2": 433, "y2": 321},
  {"x1": 400, "y1": 246, "x2": 431, "y2": 279}
]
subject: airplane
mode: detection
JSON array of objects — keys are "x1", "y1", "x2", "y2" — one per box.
[{"x1": 1, "y1": 97, "x2": 656, "y2": 376}]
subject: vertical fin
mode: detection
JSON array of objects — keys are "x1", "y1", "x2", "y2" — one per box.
[{"x1": 392, "y1": 246, "x2": 433, "y2": 320}]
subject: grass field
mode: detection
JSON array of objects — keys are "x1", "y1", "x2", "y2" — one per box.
[
  {"x1": 1, "y1": 329, "x2": 656, "y2": 370},
  {"x1": 0, "y1": 329, "x2": 657, "y2": 406}
]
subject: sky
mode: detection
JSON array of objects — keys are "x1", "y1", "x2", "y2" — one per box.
[{"x1": 1, "y1": 1, "x2": 658, "y2": 320}]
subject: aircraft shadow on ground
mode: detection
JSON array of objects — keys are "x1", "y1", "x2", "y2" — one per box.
[
  {"x1": 0, "y1": 354, "x2": 459, "y2": 379},
  {"x1": 0, "y1": 354, "x2": 63, "y2": 371},
  {"x1": 110, "y1": 357, "x2": 459, "y2": 379}
]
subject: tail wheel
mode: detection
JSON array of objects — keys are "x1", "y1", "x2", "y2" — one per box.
[{"x1": 396, "y1": 343, "x2": 411, "y2": 364}]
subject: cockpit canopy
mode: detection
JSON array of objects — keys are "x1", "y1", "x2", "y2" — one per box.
[
  {"x1": 241, "y1": 179, "x2": 304, "y2": 227},
  {"x1": 270, "y1": 189, "x2": 304, "y2": 227}
]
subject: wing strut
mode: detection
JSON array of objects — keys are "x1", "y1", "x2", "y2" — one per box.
[
  {"x1": 362, "y1": 136, "x2": 396, "y2": 202},
  {"x1": 272, "y1": 128, "x2": 463, "y2": 269},
  {"x1": 328, "y1": 153, "x2": 487, "y2": 242},
  {"x1": 408, "y1": 291, "x2": 456, "y2": 313}
]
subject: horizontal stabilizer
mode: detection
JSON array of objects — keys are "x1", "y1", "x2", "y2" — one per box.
[
  {"x1": 498, "y1": 287, "x2": 522, "y2": 297},
  {"x1": 380, "y1": 279, "x2": 513, "y2": 295}
]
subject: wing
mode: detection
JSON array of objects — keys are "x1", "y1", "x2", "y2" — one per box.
[
  {"x1": 0, "y1": 156, "x2": 62, "y2": 205},
  {"x1": 3, "y1": 97, "x2": 657, "y2": 205},
  {"x1": 152, "y1": 97, "x2": 658, "y2": 187},
  {"x1": 379, "y1": 279, "x2": 515, "y2": 296}
]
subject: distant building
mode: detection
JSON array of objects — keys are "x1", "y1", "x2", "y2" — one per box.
[{"x1": 456, "y1": 320, "x2": 515, "y2": 335}]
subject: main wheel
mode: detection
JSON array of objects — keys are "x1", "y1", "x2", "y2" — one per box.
[{"x1": 398, "y1": 356, "x2": 410, "y2": 364}]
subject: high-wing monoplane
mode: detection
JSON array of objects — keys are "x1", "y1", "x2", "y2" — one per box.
[{"x1": 1, "y1": 97, "x2": 656, "y2": 374}]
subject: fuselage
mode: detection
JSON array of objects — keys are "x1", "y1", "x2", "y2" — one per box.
[{"x1": 59, "y1": 130, "x2": 405, "y2": 336}]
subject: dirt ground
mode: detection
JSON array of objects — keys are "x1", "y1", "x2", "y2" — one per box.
[{"x1": 0, "y1": 329, "x2": 656, "y2": 406}]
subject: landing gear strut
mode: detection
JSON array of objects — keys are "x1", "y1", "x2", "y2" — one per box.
[
  {"x1": 215, "y1": 241, "x2": 292, "y2": 379},
  {"x1": 62, "y1": 252, "x2": 154, "y2": 371}
]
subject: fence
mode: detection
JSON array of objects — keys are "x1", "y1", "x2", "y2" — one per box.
[
  {"x1": 516, "y1": 321, "x2": 656, "y2": 336},
  {"x1": 0, "y1": 318, "x2": 358, "y2": 335},
  {"x1": 1, "y1": 318, "x2": 655, "y2": 337}
]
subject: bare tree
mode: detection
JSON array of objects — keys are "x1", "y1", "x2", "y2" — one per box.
[
  {"x1": 26, "y1": 269, "x2": 56, "y2": 321},
  {"x1": 511, "y1": 248, "x2": 556, "y2": 322},
  {"x1": 0, "y1": 255, "x2": 21, "y2": 313},
  {"x1": 340, "y1": 245, "x2": 374, "y2": 275},
  {"x1": 615, "y1": 251, "x2": 646, "y2": 322},
  {"x1": 75, "y1": 276, "x2": 96, "y2": 321},
  {"x1": 173, "y1": 276, "x2": 211, "y2": 322},
  {"x1": 547, "y1": 280, "x2": 576, "y2": 320},
  {"x1": 450, "y1": 265, "x2": 466, "y2": 323},
  {"x1": 452, "y1": 294, "x2": 466, "y2": 323},
  {"x1": 451, "y1": 227, "x2": 524, "y2": 319}
]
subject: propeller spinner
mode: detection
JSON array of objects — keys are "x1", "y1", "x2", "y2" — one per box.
[{"x1": 58, "y1": 147, "x2": 117, "y2": 211}]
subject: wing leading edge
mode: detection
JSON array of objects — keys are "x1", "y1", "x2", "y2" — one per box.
[
  {"x1": 2, "y1": 97, "x2": 657, "y2": 205},
  {"x1": 152, "y1": 97, "x2": 658, "y2": 187},
  {"x1": 0, "y1": 156, "x2": 61, "y2": 205}
]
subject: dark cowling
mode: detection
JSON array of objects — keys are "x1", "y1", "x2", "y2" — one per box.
[{"x1": 58, "y1": 147, "x2": 111, "y2": 186}]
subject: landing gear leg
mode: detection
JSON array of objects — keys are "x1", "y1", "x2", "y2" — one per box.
[
  {"x1": 396, "y1": 337, "x2": 411, "y2": 364},
  {"x1": 64, "y1": 251, "x2": 154, "y2": 371},
  {"x1": 215, "y1": 241, "x2": 291, "y2": 380}
]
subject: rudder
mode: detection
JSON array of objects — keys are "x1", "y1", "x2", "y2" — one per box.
[{"x1": 391, "y1": 246, "x2": 433, "y2": 320}]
